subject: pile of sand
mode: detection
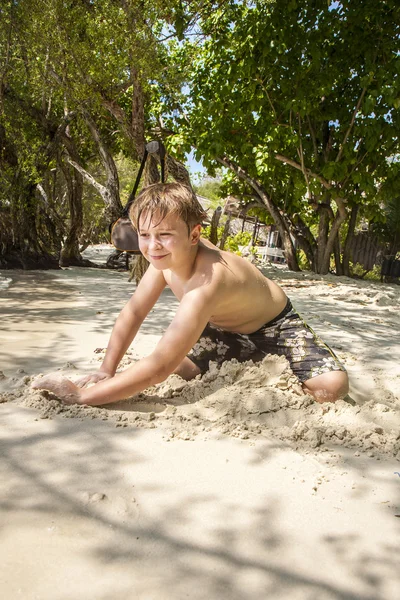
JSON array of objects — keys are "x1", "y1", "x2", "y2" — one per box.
[
  {"x1": 1, "y1": 258, "x2": 399, "y2": 462},
  {"x1": 3, "y1": 346, "x2": 399, "y2": 460}
]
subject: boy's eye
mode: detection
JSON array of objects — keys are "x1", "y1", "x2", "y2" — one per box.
[
  {"x1": 140, "y1": 233, "x2": 149, "y2": 238},
  {"x1": 160, "y1": 233, "x2": 171, "y2": 237}
]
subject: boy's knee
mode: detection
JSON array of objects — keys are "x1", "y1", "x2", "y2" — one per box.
[
  {"x1": 302, "y1": 370, "x2": 349, "y2": 404},
  {"x1": 173, "y1": 357, "x2": 201, "y2": 381}
]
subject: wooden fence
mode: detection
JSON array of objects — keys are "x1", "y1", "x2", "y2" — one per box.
[{"x1": 349, "y1": 232, "x2": 386, "y2": 271}]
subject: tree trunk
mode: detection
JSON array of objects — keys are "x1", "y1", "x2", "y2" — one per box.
[
  {"x1": 144, "y1": 154, "x2": 161, "y2": 185},
  {"x1": 216, "y1": 155, "x2": 300, "y2": 271},
  {"x1": 2, "y1": 181, "x2": 59, "y2": 269},
  {"x1": 219, "y1": 213, "x2": 232, "y2": 250},
  {"x1": 101, "y1": 71, "x2": 195, "y2": 282},
  {"x1": 313, "y1": 193, "x2": 348, "y2": 274},
  {"x1": 342, "y1": 204, "x2": 359, "y2": 276},
  {"x1": 209, "y1": 207, "x2": 222, "y2": 245},
  {"x1": 316, "y1": 204, "x2": 330, "y2": 274},
  {"x1": 333, "y1": 236, "x2": 343, "y2": 275},
  {"x1": 58, "y1": 159, "x2": 86, "y2": 267},
  {"x1": 287, "y1": 213, "x2": 317, "y2": 269},
  {"x1": 82, "y1": 111, "x2": 123, "y2": 222},
  {"x1": 101, "y1": 98, "x2": 193, "y2": 188}
]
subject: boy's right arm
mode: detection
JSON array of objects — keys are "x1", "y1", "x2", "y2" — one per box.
[{"x1": 77, "y1": 264, "x2": 166, "y2": 387}]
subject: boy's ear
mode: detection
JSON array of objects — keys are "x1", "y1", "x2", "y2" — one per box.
[{"x1": 190, "y1": 224, "x2": 202, "y2": 244}]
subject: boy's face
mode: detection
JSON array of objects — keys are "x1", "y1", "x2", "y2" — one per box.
[{"x1": 137, "y1": 211, "x2": 201, "y2": 271}]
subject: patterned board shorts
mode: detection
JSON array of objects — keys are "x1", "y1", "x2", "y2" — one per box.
[{"x1": 187, "y1": 298, "x2": 346, "y2": 383}]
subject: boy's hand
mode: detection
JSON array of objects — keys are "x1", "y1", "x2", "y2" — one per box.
[
  {"x1": 75, "y1": 371, "x2": 113, "y2": 388},
  {"x1": 31, "y1": 374, "x2": 82, "y2": 405}
]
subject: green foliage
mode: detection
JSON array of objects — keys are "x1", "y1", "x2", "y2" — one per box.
[
  {"x1": 161, "y1": 0, "x2": 400, "y2": 273},
  {"x1": 202, "y1": 226, "x2": 253, "y2": 255},
  {"x1": 0, "y1": 0, "x2": 196, "y2": 264},
  {"x1": 194, "y1": 177, "x2": 222, "y2": 201},
  {"x1": 2, "y1": 0, "x2": 400, "y2": 275},
  {"x1": 296, "y1": 250, "x2": 311, "y2": 271},
  {"x1": 194, "y1": 176, "x2": 224, "y2": 211},
  {"x1": 224, "y1": 231, "x2": 252, "y2": 253},
  {"x1": 201, "y1": 224, "x2": 224, "y2": 241},
  {"x1": 115, "y1": 154, "x2": 141, "y2": 204},
  {"x1": 385, "y1": 196, "x2": 400, "y2": 239},
  {"x1": 350, "y1": 262, "x2": 381, "y2": 281}
]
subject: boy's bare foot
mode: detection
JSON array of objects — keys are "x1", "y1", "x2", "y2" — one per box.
[{"x1": 31, "y1": 374, "x2": 81, "y2": 404}]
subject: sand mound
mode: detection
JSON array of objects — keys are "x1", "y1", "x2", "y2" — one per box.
[
  {"x1": 4, "y1": 352, "x2": 399, "y2": 460},
  {"x1": 2, "y1": 259, "x2": 399, "y2": 461}
]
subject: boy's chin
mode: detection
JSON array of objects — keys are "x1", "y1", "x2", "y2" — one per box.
[{"x1": 148, "y1": 256, "x2": 170, "y2": 268}]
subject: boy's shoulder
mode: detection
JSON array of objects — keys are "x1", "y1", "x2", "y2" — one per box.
[
  {"x1": 194, "y1": 242, "x2": 228, "y2": 279},
  {"x1": 186, "y1": 243, "x2": 253, "y2": 294},
  {"x1": 195, "y1": 240, "x2": 251, "y2": 276}
]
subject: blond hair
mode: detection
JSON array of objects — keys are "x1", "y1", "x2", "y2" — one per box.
[{"x1": 130, "y1": 183, "x2": 206, "y2": 233}]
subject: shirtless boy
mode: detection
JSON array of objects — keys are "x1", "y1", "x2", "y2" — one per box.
[{"x1": 33, "y1": 183, "x2": 349, "y2": 405}]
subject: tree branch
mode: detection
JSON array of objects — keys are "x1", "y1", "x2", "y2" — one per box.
[
  {"x1": 216, "y1": 155, "x2": 288, "y2": 229},
  {"x1": 297, "y1": 115, "x2": 311, "y2": 198},
  {"x1": 255, "y1": 76, "x2": 277, "y2": 121},
  {"x1": 275, "y1": 153, "x2": 332, "y2": 190},
  {"x1": 66, "y1": 158, "x2": 107, "y2": 198},
  {"x1": 307, "y1": 115, "x2": 318, "y2": 159},
  {"x1": 336, "y1": 87, "x2": 367, "y2": 163}
]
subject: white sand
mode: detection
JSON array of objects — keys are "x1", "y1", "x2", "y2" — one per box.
[{"x1": 1, "y1": 246, "x2": 399, "y2": 600}]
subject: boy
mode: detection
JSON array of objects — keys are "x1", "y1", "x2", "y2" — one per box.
[{"x1": 32, "y1": 183, "x2": 348, "y2": 405}]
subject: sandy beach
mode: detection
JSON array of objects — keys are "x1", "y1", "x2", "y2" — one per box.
[{"x1": 1, "y1": 245, "x2": 399, "y2": 600}]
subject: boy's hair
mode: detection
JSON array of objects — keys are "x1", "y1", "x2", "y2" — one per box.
[{"x1": 130, "y1": 182, "x2": 207, "y2": 233}]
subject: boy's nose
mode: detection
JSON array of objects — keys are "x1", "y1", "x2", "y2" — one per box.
[{"x1": 149, "y1": 237, "x2": 163, "y2": 250}]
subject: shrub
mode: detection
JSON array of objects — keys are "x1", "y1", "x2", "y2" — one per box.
[{"x1": 225, "y1": 231, "x2": 252, "y2": 253}]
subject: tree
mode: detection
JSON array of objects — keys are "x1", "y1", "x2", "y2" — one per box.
[
  {"x1": 0, "y1": 0, "x2": 196, "y2": 268},
  {"x1": 0, "y1": 0, "x2": 69, "y2": 267},
  {"x1": 164, "y1": 0, "x2": 400, "y2": 274}
]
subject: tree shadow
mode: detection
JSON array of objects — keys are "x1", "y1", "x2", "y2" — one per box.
[
  {"x1": 0, "y1": 267, "x2": 179, "y2": 374},
  {"x1": 1, "y1": 406, "x2": 398, "y2": 600}
]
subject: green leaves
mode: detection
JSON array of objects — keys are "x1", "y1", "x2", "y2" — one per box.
[{"x1": 164, "y1": 0, "x2": 400, "y2": 272}]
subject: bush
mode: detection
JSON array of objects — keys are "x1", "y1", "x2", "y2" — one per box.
[
  {"x1": 350, "y1": 262, "x2": 381, "y2": 281},
  {"x1": 202, "y1": 224, "x2": 224, "y2": 242},
  {"x1": 201, "y1": 228, "x2": 253, "y2": 255},
  {"x1": 225, "y1": 231, "x2": 252, "y2": 253},
  {"x1": 297, "y1": 250, "x2": 310, "y2": 270}
]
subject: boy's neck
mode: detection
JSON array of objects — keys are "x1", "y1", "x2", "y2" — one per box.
[{"x1": 167, "y1": 244, "x2": 200, "y2": 281}]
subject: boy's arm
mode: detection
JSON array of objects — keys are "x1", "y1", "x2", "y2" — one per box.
[
  {"x1": 77, "y1": 264, "x2": 167, "y2": 386},
  {"x1": 33, "y1": 288, "x2": 213, "y2": 406},
  {"x1": 79, "y1": 288, "x2": 213, "y2": 405}
]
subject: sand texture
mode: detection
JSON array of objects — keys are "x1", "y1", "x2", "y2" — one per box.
[{"x1": 1, "y1": 246, "x2": 399, "y2": 600}]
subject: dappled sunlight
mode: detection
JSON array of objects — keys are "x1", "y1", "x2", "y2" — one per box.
[
  {"x1": 1, "y1": 406, "x2": 399, "y2": 600},
  {"x1": 1, "y1": 257, "x2": 399, "y2": 599},
  {"x1": 0, "y1": 266, "x2": 178, "y2": 374}
]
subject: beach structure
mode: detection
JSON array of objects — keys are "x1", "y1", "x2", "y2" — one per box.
[{"x1": 197, "y1": 194, "x2": 287, "y2": 263}]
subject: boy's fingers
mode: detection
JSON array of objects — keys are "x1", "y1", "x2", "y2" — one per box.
[
  {"x1": 75, "y1": 373, "x2": 111, "y2": 388},
  {"x1": 75, "y1": 376, "x2": 91, "y2": 388},
  {"x1": 74, "y1": 374, "x2": 96, "y2": 388}
]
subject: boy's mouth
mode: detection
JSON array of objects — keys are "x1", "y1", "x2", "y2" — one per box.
[{"x1": 149, "y1": 254, "x2": 169, "y2": 261}]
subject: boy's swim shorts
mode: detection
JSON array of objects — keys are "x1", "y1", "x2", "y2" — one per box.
[{"x1": 187, "y1": 298, "x2": 346, "y2": 383}]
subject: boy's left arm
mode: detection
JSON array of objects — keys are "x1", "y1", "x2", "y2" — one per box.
[{"x1": 33, "y1": 289, "x2": 213, "y2": 406}]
